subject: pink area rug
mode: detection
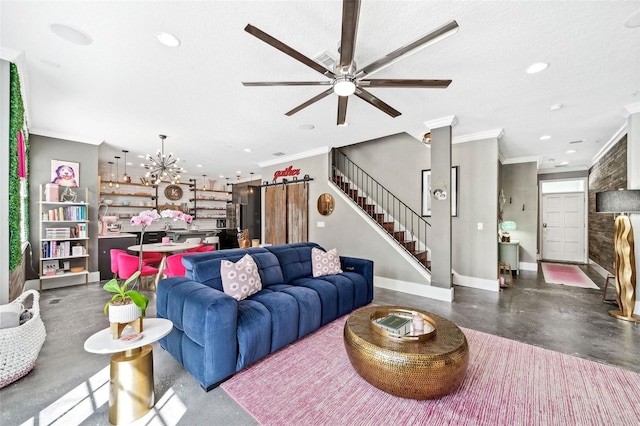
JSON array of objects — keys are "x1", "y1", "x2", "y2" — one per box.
[
  {"x1": 541, "y1": 262, "x2": 599, "y2": 289},
  {"x1": 221, "y1": 311, "x2": 640, "y2": 426}
]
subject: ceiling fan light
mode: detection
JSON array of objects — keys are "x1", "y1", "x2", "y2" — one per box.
[
  {"x1": 156, "y1": 32, "x2": 181, "y2": 47},
  {"x1": 333, "y1": 77, "x2": 356, "y2": 96}
]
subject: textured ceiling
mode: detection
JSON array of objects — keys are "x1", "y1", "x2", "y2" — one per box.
[{"x1": 1, "y1": 1, "x2": 639, "y2": 181}]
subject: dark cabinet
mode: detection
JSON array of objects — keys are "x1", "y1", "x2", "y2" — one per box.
[{"x1": 98, "y1": 235, "x2": 137, "y2": 280}]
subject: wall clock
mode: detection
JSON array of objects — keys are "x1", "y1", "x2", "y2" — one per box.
[{"x1": 164, "y1": 185, "x2": 183, "y2": 201}]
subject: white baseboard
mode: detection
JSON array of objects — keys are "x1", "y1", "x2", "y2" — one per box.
[
  {"x1": 588, "y1": 259, "x2": 610, "y2": 279},
  {"x1": 519, "y1": 262, "x2": 538, "y2": 272},
  {"x1": 374, "y1": 276, "x2": 454, "y2": 302},
  {"x1": 452, "y1": 272, "x2": 500, "y2": 292},
  {"x1": 25, "y1": 271, "x2": 100, "y2": 291}
]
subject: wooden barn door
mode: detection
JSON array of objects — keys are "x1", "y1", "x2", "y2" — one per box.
[
  {"x1": 264, "y1": 183, "x2": 308, "y2": 245},
  {"x1": 265, "y1": 186, "x2": 287, "y2": 245},
  {"x1": 287, "y1": 183, "x2": 308, "y2": 243}
]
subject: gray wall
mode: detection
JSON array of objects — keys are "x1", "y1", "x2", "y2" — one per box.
[
  {"x1": 451, "y1": 138, "x2": 499, "y2": 279},
  {"x1": 501, "y1": 162, "x2": 538, "y2": 263},
  {"x1": 260, "y1": 152, "x2": 429, "y2": 284},
  {"x1": 274, "y1": 132, "x2": 500, "y2": 285},
  {"x1": 28, "y1": 135, "x2": 99, "y2": 279}
]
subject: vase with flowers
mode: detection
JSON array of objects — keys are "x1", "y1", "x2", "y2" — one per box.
[{"x1": 129, "y1": 209, "x2": 193, "y2": 282}]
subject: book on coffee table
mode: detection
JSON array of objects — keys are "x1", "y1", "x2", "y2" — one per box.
[{"x1": 375, "y1": 314, "x2": 411, "y2": 337}]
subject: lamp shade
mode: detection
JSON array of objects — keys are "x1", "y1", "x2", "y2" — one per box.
[
  {"x1": 596, "y1": 190, "x2": 640, "y2": 213},
  {"x1": 501, "y1": 221, "x2": 517, "y2": 231}
]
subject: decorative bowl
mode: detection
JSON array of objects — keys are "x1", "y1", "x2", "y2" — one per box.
[
  {"x1": 103, "y1": 200, "x2": 113, "y2": 205},
  {"x1": 121, "y1": 201, "x2": 130, "y2": 206}
]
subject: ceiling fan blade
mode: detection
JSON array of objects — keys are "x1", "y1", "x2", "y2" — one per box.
[
  {"x1": 339, "y1": 0, "x2": 361, "y2": 72},
  {"x1": 285, "y1": 88, "x2": 334, "y2": 116},
  {"x1": 354, "y1": 88, "x2": 401, "y2": 118},
  {"x1": 243, "y1": 81, "x2": 332, "y2": 87},
  {"x1": 337, "y1": 96, "x2": 349, "y2": 125},
  {"x1": 361, "y1": 79, "x2": 452, "y2": 88},
  {"x1": 356, "y1": 20, "x2": 459, "y2": 78},
  {"x1": 245, "y1": 24, "x2": 335, "y2": 78}
]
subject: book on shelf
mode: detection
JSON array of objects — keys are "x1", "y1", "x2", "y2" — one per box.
[{"x1": 375, "y1": 314, "x2": 412, "y2": 337}]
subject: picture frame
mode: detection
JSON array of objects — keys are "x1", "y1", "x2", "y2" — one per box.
[
  {"x1": 421, "y1": 166, "x2": 458, "y2": 217},
  {"x1": 51, "y1": 160, "x2": 80, "y2": 187}
]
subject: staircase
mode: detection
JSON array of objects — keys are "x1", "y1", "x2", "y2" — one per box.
[{"x1": 331, "y1": 149, "x2": 430, "y2": 271}]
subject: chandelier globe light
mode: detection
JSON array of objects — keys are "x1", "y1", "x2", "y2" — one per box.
[{"x1": 142, "y1": 134, "x2": 185, "y2": 184}]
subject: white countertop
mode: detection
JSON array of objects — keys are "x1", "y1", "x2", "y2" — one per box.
[{"x1": 98, "y1": 233, "x2": 137, "y2": 239}]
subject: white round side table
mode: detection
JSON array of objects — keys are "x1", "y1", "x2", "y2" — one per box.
[{"x1": 84, "y1": 318, "x2": 172, "y2": 425}]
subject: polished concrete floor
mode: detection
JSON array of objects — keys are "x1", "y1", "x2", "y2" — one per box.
[{"x1": 1, "y1": 264, "x2": 638, "y2": 425}]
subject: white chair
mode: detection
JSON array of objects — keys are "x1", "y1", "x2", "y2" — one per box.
[
  {"x1": 185, "y1": 237, "x2": 202, "y2": 245},
  {"x1": 204, "y1": 236, "x2": 220, "y2": 250}
]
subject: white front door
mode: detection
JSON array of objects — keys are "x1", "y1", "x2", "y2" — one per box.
[{"x1": 542, "y1": 192, "x2": 585, "y2": 262}]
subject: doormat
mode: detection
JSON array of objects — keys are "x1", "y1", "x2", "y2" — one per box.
[{"x1": 541, "y1": 262, "x2": 599, "y2": 289}]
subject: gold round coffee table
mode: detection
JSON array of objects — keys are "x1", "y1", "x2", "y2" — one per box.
[{"x1": 343, "y1": 306, "x2": 469, "y2": 399}]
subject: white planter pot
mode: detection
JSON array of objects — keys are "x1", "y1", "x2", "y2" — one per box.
[{"x1": 108, "y1": 302, "x2": 142, "y2": 324}]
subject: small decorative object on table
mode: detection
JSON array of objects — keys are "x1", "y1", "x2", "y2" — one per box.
[{"x1": 103, "y1": 271, "x2": 149, "y2": 339}]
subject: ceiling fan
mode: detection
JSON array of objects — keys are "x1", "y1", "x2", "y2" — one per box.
[{"x1": 242, "y1": 0, "x2": 459, "y2": 125}]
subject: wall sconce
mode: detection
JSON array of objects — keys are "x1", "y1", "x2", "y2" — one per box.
[{"x1": 595, "y1": 189, "x2": 640, "y2": 322}]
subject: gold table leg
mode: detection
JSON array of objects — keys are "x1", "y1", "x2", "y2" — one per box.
[{"x1": 109, "y1": 345, "x2": 154, "y2": 425}]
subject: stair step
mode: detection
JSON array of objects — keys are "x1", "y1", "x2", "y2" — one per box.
[
  {"x1": 333, "y1": 175, "x2": 344, "y2": 185},
  {"x1": 401, "y1": 240, "x2": 416, "y2": 251},
  {"x1": 348, "y1": 189, "x2": 359, "y2": 198},
  {"x1": 364, "y1": 204, "x2": 376, "y2": 214},
  {"x1": 372, "y1": 213, "x2": 385, "y2": 223},
  {"x1": 356, "y1": 196, "x2": 367, "y2": 205},
  {"x1": 393, "y1": 231, "x2": 405, "y2": 241},
  {"x1": 382, "y1": 222, "x2": 394, "y2": 232}
]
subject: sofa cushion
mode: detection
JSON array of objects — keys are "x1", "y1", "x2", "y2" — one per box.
[
  {"x1": 250, "y1": 251, "x2": 285, "y2": 287},
  {"x1": 311, "y1": 247, "x2": 343, "y2": 277},
  {"x1": 266, "y1": 242, "x2": 319, "y2": 282},
  {"x1": 221, "y1": 254, "x2": 262, "y2": 301}
]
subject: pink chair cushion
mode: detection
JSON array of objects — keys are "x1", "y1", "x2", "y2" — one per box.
[
  {"x1": 195, "y1": 245, "x2": 215, "y2": 252},
  {"x1": 142, "y1": 251, "x2": 163, "y2": 265},
  {"x1": 164, "y1": 253, "x2": 189, "y2": 277},
  {"x1": 110, "y1": 249, "x2": 126, "y2": 275},
  {"x1": 117, "y1": 251, "x2": 158, "y2": 279},
  {"x1": 186, "y1": 243, "x2": 204, "y2": 253}
]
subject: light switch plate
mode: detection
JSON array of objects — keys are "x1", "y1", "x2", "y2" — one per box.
[{"x1": 477, "y1": 222, "x2": 483, "y2": 230}]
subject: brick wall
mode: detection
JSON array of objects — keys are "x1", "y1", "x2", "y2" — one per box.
[{"x1": 588, "y1": 136, "x2": 627, "y2": 272}]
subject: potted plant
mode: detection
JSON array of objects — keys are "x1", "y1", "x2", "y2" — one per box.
[{"x1": 103, "y1": 271, "x2": 149, "y2": 324}]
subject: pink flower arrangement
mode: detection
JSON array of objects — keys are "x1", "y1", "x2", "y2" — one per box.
[{"x1": 130, "y1": 209, "x2": 192, "y2": 229}]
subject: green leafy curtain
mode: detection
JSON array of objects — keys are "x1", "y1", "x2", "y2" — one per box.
[{"x1": 9, "y1": 62, "x2": 28, "y2": 271}]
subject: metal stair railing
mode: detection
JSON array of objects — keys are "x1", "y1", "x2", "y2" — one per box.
[{"x1": 331, "y1": 148, "x2": 430, "y2": 271}]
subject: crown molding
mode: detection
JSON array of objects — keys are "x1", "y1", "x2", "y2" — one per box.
[
  {"x1": 624, "y1": 102, "x2": 640, "y2": 116},
  {"x1": 30, "y1": 128, "x2": 104, "y2": 145},
  {"x1": 258, "y1": 146, "x2": 330, "y2": 168},
  {"x1": 453, "y1": 128, "x2": 504, "y2": 144},
  {"x1": 502, "y1": 156, "x2": 540, "y2": 166},
  {"x1": 590, "y1": 121, "x2": 628, "y2": 167},
  {"x1": 423, "y1": 115, "x2": 457, "y2": 131}
]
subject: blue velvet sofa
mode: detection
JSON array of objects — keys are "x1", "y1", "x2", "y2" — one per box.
[{"x1": 156, "y1": 242, "x2": 374, "y2": 390}]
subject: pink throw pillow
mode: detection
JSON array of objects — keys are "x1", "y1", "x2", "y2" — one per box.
[
  {"x1": 312, "y1": 247, "x2": 343, "y2": 277},
  {"x1": 220, "y1": 254, "x2": 262, "y2": 301}
]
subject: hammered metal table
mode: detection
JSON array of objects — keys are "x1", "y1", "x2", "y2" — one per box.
[{"x1": 344, "y1": 306, "x2": 469, "y2": 399}]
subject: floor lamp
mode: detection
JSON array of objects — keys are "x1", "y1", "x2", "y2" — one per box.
[{"x1": 595, "y1": 189, "x2": 640, "y2": 322}]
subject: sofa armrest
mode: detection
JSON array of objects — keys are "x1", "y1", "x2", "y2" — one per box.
[
  {"x1": 340, "y1": 256, "x2": 374, "y2": 288},
  {"x1": 157, "y1": 277, "x2": 239, "y2": 388}
]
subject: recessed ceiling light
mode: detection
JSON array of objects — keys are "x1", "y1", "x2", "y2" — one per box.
[
  {"x1": 549, "y1": 104, "x2": 563, "y2": 111},
  {"x1": 50, "y1": 24, "x2": 92, "y2": 45},
  {"x1": 196, "y1": 164, "x2": 203, "y2": 168},
  {"x1": 565, "y1": 149, "x2": 577, "y2": 154},
  {"x1": 526, "y1": 62, "x2": 549, "y2": 74},
  {"x1": 243, "y1": 148, "x2": 251, "y2": 152},
  {"x1": 625, "y1": 10, "x2": 640, "y2": 28},
  {"x1": 156, "y1": 32, "x2": 181, "y2": 47},
  {"x1": 137, "y1": 155, "x2": 145, "y2": 159},
  {"x1": 237, "y1": 171, "x2": 242, "y2": 174},
  {"x1": 539, "y1": 135, "x2": 551, "y2": 140},
  {"x1": 560, "y1": 161, "x2": 569, "y2": 166},
  {"x1": 299, "y1": 124, "x2": 315, "y2": 130}
]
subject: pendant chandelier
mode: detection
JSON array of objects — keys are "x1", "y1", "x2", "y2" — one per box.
[
  {"x1": 114, "y1": 155, "x2": 120, "y2": 189},
  {"x1": 108, "y1": 161, "x2": 114, "y2": 187},
  {"x1": 142, "y1": 134, "x2": 185, "y2": 184},
  {"x1": 122, "y1": 150, "x2": 131, "y2": 183}
]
